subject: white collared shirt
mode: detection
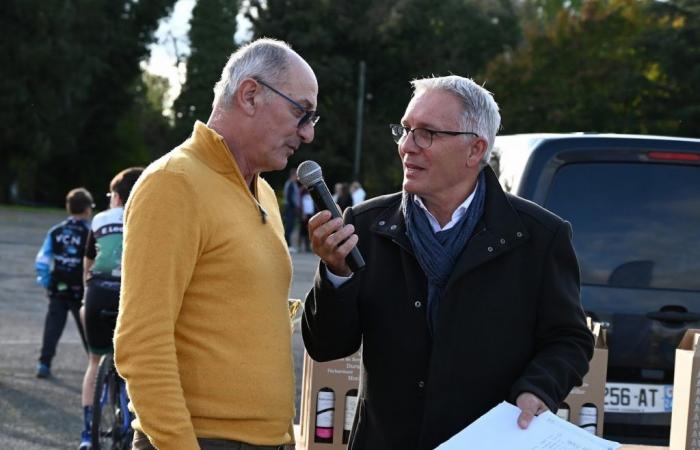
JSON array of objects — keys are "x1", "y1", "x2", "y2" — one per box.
[
  {"x1": 325, "y1": 182, "x2": 479, "y2": 286},
  {"x1": 412, "y1": 181, "x2": 478, "y2": 232}
]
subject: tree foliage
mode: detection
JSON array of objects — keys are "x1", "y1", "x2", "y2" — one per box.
[
  {"x1": 484, "y1": 0, "x2": 700, "y2": 136},
  {"x1": 3, "y1": 0, "x2": 699, "y2": 204},
  {"x1": 244, "y1": 0, "x2": 520, "y2": 195},
  {"x1": 172, "y1": 0, "x2": 239, "y2": 142},
  {"x1": 0, "y1": 0, "x2": 175, "y2": 204},
  {"x1": 639, "y1": 0, "x2": 700, "y2": 136}
]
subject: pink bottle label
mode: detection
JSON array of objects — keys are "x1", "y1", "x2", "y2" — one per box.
[{"x1": 316, "y1": 427, "x2": 333, "y2": 439}]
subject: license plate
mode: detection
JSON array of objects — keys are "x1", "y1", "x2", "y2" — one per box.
[{"x1": 604, "y1": 382, "x2": 672, "y2": 413}]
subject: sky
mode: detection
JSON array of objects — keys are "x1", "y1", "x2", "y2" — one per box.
[{"x1": 143, "y1": 0, "x2": 252, "y2": 107}]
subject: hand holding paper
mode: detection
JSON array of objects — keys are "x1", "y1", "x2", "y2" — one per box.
[
  {"x1": 516, "y1": 392, "x2": 549, "y2": 429},
  {"x1": 435, "y1": 402, "x2": 620, "y2": 450}
]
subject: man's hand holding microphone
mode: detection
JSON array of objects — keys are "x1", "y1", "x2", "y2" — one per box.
[{"x1": 297, "y1": 161, "x2": 365, "y2": 277}]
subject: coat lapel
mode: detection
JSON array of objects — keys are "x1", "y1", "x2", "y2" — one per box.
[
  {"x1": 447, "y1": 167, "x2": 530, "y2": 284},
  {"x1": 370, "y1": 198, "x2": 412, "y2": 255},
  {"x1": 368, "y1": 169, "x2": 530, "y2": 285},
  {"x1": 369, "y1": 198, "x2": 428, "y2": 310}
]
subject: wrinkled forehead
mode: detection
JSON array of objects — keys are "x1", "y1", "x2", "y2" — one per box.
[{"x1": 284, "y1": 55, "x2": 318, "y2": 109}]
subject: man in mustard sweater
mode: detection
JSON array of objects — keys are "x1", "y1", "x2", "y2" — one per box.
[{"x1": 114, "y1": 38, "x2": 319, "y2": 450}]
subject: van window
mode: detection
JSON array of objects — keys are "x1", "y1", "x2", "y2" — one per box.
[{"x1": 544, "y1": 162, "x2": 700, "y2": 291}]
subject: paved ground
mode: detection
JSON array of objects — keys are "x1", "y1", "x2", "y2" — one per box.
[{"x1": 0, "y1": 206, "x2": 318, "y2": 450}]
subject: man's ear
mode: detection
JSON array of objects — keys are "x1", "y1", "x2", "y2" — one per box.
[
  {"x1": 466, "y1": 138, "x2": 488, "y2": 168},
  {"x1": 235, "y1": 78, "x2": 262, "y2": 116}
]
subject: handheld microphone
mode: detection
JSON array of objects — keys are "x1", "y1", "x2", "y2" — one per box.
[{"x1": 297, "y1": 161, "x2": 366, "y2": 273}]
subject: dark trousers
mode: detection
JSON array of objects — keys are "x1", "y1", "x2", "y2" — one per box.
[
  {"x1": 133, "y1": 430, "x2": 285, "y2": 450},
  {"x1": 38, "y1": 294, "x2": 87, "y2": 366},
  {"x1": 283, "y1": 208, "x2": 298, "y2": 246}
]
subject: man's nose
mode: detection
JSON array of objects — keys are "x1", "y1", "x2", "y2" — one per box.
[
  {"x1": 298, "y1": 123, "x2": 315, "y2": 144},
  {"x1": 399, "y1": 133, "x2": 419, "y2": 154}
]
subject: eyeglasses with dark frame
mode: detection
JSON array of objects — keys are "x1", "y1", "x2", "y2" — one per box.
[
  {"x1": 257, "y1": 79, "x2": 320, "y2": 128},
  {"x1": 389, "y1": 124, "x2": 478, "y2": 149}
]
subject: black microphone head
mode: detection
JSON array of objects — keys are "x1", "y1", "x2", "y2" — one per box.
[{"x1": 297, "y1": 160, "x2": 323, "y2": 187}]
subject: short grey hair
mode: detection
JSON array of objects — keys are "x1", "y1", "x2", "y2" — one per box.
[
  {"x1": 212, "y1": 38, "x2": 293, "y2": 109},
  {"x1": 411, "y1": 75, "x2": 501, "y2": 165}
]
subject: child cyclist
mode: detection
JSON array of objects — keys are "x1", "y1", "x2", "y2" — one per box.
[
  {"x1": 35, "y1": 188, "x2": 94, "y2": 378},
  {"x1": 79, "y1": 167, "x2": 142, "y2": 450}
]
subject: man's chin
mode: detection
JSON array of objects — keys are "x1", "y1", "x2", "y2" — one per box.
[
  {"x1": 403, "y1": 180, "x2": 420, "y2": 194},
  {"x1": 274, "y1": 157, "x2": 290, "y2": 171}
]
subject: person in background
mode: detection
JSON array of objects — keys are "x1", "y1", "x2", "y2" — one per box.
[
  {"x1": 332, "y1": 182, "x2": 342, "y2": 203},
  {"x1": 302, "y1": 75, "x2": 593, "y2": 449},
  {"x1": 299, "y1": 186, "x2": 315, "y2": 252},
  {"x1": 34, "y1": 188, "x2": 93, "y2": 379},
  {"x1": 335, "y1": 182, "x2": 353, "y2": 212},
  {"x1": 350, "y1": 180, "x2": 366, "y2": 205},
  {"x1": 78, "y1": 167, "x2": 143, "y2": 450},
  {"x1": 114, "y1": 38, "x2": 318, "y2": 450},
  {"x1": 283, "y1": 167, "x2": 300, "y2": 251}
]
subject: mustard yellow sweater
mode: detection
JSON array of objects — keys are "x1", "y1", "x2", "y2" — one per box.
[{"x1": 114, "y1": 121, "x2": 295, "y2": 450}]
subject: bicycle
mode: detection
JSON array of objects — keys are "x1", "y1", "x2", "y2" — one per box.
[{"x1": 91, "y1": 310, "x2": 133, "y2": 450}]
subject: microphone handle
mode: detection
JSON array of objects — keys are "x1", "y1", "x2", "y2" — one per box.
[{"x1": 308, "y1": 182, "x2": 366, "y2": 273}]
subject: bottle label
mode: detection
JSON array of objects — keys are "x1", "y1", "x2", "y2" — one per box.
[
  {"x1": 316, "y1": 391, "x2": 335, "y2": 428},
  {"x1": 578, "y1": 405, "x2": 597, "y2": 435},
  {"x1": 344, "y1": 395, "x2": 359, "y2": 430},
  {"x1": 580, "y1": 424, "x2": 597, "y2": 434}
]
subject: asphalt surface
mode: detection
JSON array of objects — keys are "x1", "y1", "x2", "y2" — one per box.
[{"x1": 0, "y1": 206, "x2": 319, "y2": 450}]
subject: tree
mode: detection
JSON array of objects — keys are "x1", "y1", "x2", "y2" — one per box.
[
  {"x1": 0, "y1": 0, "x2": 176, "y2": 204},
  {"x1": 112, "y1": 72, "x2": 174, "y2": 178},
  {"x1": 172, "y1": 0, "x2": 239, "y2": 143},
  {"x1": 244, "y1": 0, "x2": 520, "y2": 195},
  {"x1": 640, "y1": 0, "x2": 700, "y2": 136},
  {"x1": 483, "y1": 0, "x2": 700, "y2": 137}
]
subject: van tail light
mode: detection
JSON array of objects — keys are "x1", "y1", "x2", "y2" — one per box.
[{"x1": 647, "y1": 151, "x2": 700, "y2": 162}]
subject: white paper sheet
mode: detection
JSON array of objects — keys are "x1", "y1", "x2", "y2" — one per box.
[{"x1": 435, "y1": 402, "x2": 621, "y2": 450}]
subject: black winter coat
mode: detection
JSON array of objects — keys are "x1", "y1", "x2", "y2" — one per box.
[{"x1": 302, "y1": 167, "x2": 594, "y2": 450}]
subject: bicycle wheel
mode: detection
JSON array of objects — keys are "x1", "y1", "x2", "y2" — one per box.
[
  {"x1": 116, "y1": 379, "x2": 134, "y2": 449},
  {"x1": 91, "y1": 354, "x2": 119, "y2": 450}
]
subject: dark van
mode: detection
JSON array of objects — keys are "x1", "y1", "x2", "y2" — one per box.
[{"x1": 489, "y1": 133, "x2": 700, "y2": 445}]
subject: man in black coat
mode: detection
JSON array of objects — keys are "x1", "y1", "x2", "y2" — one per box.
[{"x1": 302, "y1": 75, "x2": 594, "y2": 450}]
